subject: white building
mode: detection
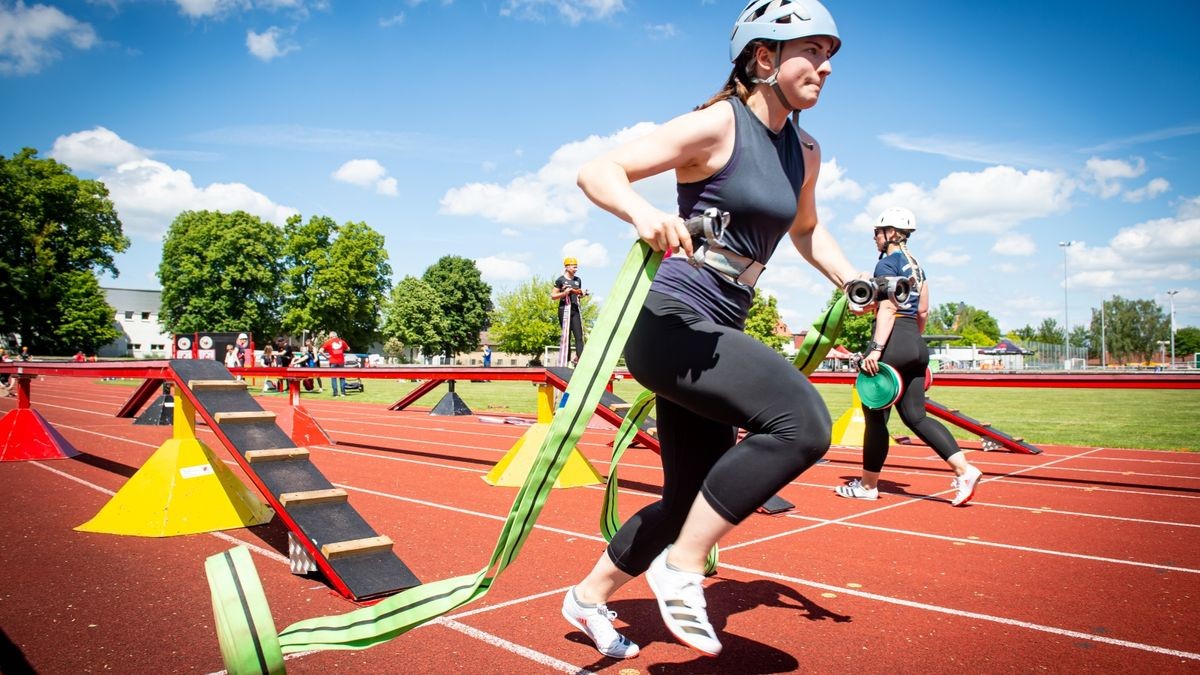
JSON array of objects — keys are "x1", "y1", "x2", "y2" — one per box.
[{"x1": 99, "y1": 288, "x2": 172, "y2": 358}]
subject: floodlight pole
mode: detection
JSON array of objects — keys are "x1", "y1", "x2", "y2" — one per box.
[
  {"x1": 1100, "y1": 299, "x2": 1107, "y2": 368},
  {"x1": 1167, "y1": 290, "x2": 1179, "y2": 369},
  {"x1": 1058, "y1": 241, "x2": 1078, "y2": 368}
]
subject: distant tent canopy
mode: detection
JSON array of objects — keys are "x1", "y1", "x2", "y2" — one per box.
[{"x1": 979, "y1": 338, "x2": 1033, "y2": 355}]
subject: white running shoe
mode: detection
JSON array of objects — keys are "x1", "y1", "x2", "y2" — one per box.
[
  {"x1": 646, "y1": 549, "x2": 722, "y2": 657},
  {"x1": 834, "y1": 479, "x2": 879, "y2": 500},
  {"x1": 951, "y1": 466, "x2": 983, "y2": 506},
  {"x1": 561, "y1": 587, "x2": 640, "y2": 659}
]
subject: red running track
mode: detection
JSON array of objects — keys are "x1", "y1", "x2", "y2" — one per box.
[{"x1": 0, "y1": 376, "x2": 1198, "y2": 673}]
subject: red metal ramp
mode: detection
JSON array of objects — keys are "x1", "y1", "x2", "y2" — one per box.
[
  {"x1": 925, "y1": 398, "x2": 1043, "y2": 455},
  {"x1": 169, "y1": 359, "x2": 420, "y2": 601}
]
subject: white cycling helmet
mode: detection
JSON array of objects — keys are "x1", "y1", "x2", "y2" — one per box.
[
  {"x1": 730, "y1": 0, "x2": 841, "y2": 62},
  {"x1": 876, "y1": 207, "x2": 917, "y2": 233}
]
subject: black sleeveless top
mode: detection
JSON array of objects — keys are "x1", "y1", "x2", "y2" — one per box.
[{"x1": 650, "y1": 97, "x2": 806, "y2": 328}]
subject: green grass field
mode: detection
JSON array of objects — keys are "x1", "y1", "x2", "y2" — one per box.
[{"x1": 230, "y1": 374, "x2": 1199, "y2": 452}]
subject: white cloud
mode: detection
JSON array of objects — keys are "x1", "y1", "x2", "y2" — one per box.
[
  {"x1": 561, "y1": 239, "x2": 609, "y2": 269},
  {"x1": 925, "y1": 250, "x2": 971, "y2": 267},
  {"x1": 1122, "y1": 177, "x2": 1169, "y2": 203},
  {"x1": 439, "y1": 122, "x2": 675, "y2": 226},
  {"x1": 817, "y1": 157, "x2": 864, "y2": 201},
  {"x1": 331, "y1": 158, "x2": 398, "y2": 196},
  {"x1": 50, "y1": 126, "x2": 145, "y2": 172},
  {"x1": 500, "y1": 0, "x2": 625, "y2": 25},
  {"x1": 1082, "y1": 156, "x2": 1145, "y2": 199},
  {"x1": 49, "y1": 127, "x2": 296, "y2": 238},
  {"x1": 379, "y1": 13, "x2": 405, "y2": 27},
  {"x1": 174, "y1": 0, "x2": 326, "y2": 19},
  {"x1": 246, "y1": 26, "x2": 297, "y2": 61},
  {"x1": 0, "y1": 2, "x2": 97, "y2": 76},
  {"x1": 645, "y1": 23, "x2": 677, "y2": 40},
  {"x1": 991, "y1": 233, "x2": 1036, "y2": 256},
  {"x1": 1064, "y1": 200, "x2": 1200, "y2": 290},
  {"x1": 475, "y1": 255, "x2": 532, "y2": 284},
  {"x1": 851, "y1": 165, "x2": 1074, "y2": 234}
]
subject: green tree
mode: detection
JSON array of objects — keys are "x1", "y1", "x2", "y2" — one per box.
[
  {"x1": 818, "y1": 289, "x2": 873, "y2": 352},
  {"x1": 279, "y1": 214, "x2": 334, "y2": 335},
  {"x1": 489, "y1": 277, "x2": 563, "y2": 364},
  {"x1": 1087, "y1": 296, "x2": 1168, "y2": 364},
  {"x1": 422, "y1": 255, "x2": 493, "y2": 359},
  {"x1": 158, "y1": 210, "x2": 283, "y2": 338},
  {"x1": 310, "y1": 220, "x2": 391, "y2": 349},
  {"x1": 926, "y1": 302, "x2": 1000, "y2": 346},
  {"x1": 381, "y1": 276, "x2": 446, "y2": 361},
  {"x1": 1174, "y1": 326, "x2": 1200, "y2": 358},
  {"x1": 1033, "y1": 317, "x2": 1064, "y2": 345},
  {"x1": 54, "y1": 270, "x2": 122, "y2": 354},
  {"x1": 745, "y1": 291, "x2": 787, "y2": 354},
  {"x1": 1009, "y1": 325, "x2": 1036, "y2": 342},
  {"x1": 0, "y1": 148, "x2": 128, "y2": 353}
]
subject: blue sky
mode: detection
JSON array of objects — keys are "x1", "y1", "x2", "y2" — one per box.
[{"x1": 3, "y1": 0, "x2": 1199, "y2": 339}]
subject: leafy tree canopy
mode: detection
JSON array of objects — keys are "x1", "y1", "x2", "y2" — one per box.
[
  {"x1": 489, "y1": 276, "x2": 595, "y2": 364},
  {"x1": 1174, "y1": 326, "x2": 1200, "y2": 358},
  {"x1": 1086, "y1": 296, "x2": 1168, "y2": 364},
  {"x1": 307, "y1": 220, "x2": 391, "y2": 348},
  {"x1": 0, "y1": 148, "x2": 128, "y2": 353},
  {"x1": 927, "y1": 302, "x2": 1000, "y2": 346},
  {"x1": 422, "y1": 255, "x2": 493, "y2": 358},
  {"x1": 745, "y1": 291, "x2": 787, "y2": 354},
  {"x1": 381, "y1": 276, "x2": 446, "y2": 360},
  {"x1": 158, "y1": 210, "x2": 283, "y2": 338}
]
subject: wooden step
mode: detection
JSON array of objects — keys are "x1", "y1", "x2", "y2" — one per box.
[
  {"x1": 214, "y1": 410, "x2": 277, "y2": 424},
  {"x1": 321, "y1": 536, "x2": 394, "y2": 560},
  {"x1": 279, "y1": 488, "x2": 347, "y2": 507},
  {"x1": 245, "y1": 447, "x2": 310, "y2": 463},
  {"x1": 189, "y1": 379, "x2": 248, "y2": 391},
  {"x1": 609, "y1": 402, "x2": 631, "y2": 411},
  {"x1": 948, "y1": 408, "x2": 960, "y2": 413},
  {"x1": 1012, "y1": 437, "x2": 1024, "y2": 443},
  {"x1": 645, "y1": 427, "x2": 657, "y2": 436},
  {"x1": 980, "y1": 422, "x2": 992, "y2": 428}
]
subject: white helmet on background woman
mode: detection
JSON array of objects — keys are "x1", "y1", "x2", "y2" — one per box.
[
  {"x1": 876, "y1": 207, "x2": 917, "y2": 233},
  {"x1": 729, "y1": 0, "x2": 841, "y2": 62}
]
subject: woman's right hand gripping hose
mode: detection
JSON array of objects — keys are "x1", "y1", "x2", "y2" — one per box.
[{"x1": 632, "y1": 207, "x2": 694, "y2": 259}]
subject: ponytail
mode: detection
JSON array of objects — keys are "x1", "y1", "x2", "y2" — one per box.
[
  {"x1": 897, "y1": 239, "x2": 925, "y2": 295},
  {"x1": 697, "y1": 42, "x2": 760, "y2": 110}
]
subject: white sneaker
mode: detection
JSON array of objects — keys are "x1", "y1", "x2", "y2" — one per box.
[
  {"x1": 951, "y1": 466, "x2": 983, "y2": 506},
  {"x1": 835, "y1": 479, "x2": 879, "y2": 500},
  {"x1": 646, "y1": 549, "x2": 721, "y2": 657},
  {"x1": 561, "y1": 587, "x2": 639, "y2": 659}
]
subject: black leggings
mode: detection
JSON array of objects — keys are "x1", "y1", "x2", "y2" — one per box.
[
  {"x1": 559, "y1": 304, "x2": 584, "y2": 360},
  {"x1": 606, "y1": 292, "x2": 831, "y2": 576},
  {"x1": 862, "y1": 317, "x2": 961, "y2": 473}
]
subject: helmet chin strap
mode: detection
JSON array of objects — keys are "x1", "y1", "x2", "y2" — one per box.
[{"x1": 749, "y1": 43, "x2": 801, "y2": 114}]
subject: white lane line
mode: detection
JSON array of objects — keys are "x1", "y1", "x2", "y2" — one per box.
[
  {"x1": 728, "y1": 446, "x2": 1107, "y2": 550},
  {"x1": 720, "y1": 561, "x2": 1200, "y2": 661},
  {"x1": 431, "y1": 618, "x2": 594, "y2": 674},
  {"x1": 974, "y1": 501, "x2": 1200, "y2": 527},
  {"x1": 22, "y1": 415, "x2": 1200, "y2": 667},
  {"x1": 26, "y1": 460, "x2": 577, "y2": 673},
  {"x1": 788, "y1": 516, "x2": 1200, "y2": 574},
  {"x1": 27, "y1": 461, "x2": 288, "y2": 565}
]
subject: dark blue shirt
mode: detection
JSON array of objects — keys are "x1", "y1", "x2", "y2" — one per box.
[{"x1": 873, "y1": 251, "x2": 919, "y2": 318}]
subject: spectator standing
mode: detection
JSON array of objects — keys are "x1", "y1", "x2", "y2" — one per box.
[
  {"x1": 551, "y1": 258, "x2": 588, "y2": 365},
  {"x1": 19, "y1": 346, "x2": 30, "y2": 361},
  {"x1": 259, "y1": 344, "x2": 277, "y2": 392},
  {"x1": 321, "y1": 331, "x2": 350, "y2": 397},
  {"x1": 303, "y1": 338, "x2": 323, "y2": 392},
  {"x1": 483, "y1": 345, "x2": 492, "y2": 368}
]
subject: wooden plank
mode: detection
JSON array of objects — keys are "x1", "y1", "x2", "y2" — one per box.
[
  {"x1": 245, "y1": 447, "x2": 310, "y2": 463},
  {"x1": 189, "y1": 379, "x2": 248, "y2": 390},
  {"x1": 214, "y1": 411, "x2": 277, "y2": 424},
  {"x1": 609, "y1": 402, "x2": 631, "y2": 411},
  {"x1": 645, "y1": 427, "x2": 657, "y2": 436},
  {"x1": 279, "y1": 488, "x2": 347, "y2": 507},
  {"x1": 321, "y1": 536, "x2": 394, "y2": 560}
]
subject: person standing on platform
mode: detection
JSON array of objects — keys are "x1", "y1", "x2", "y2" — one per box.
[
  {"x1": 483, "y1": 344, "x2": 492, "y2": 368},
  {"x1": 321, "y1": 331, "x2": 350, "y2": 397},
  {"x1": 551, "y1": 257, "x2": 588, "y2": 365},
  {"x1": 833, "y1": 206, "x2": 983, "y2": 506},
  {"x1": 562, "y1": 0, "x2": 867, "y2": 659}
]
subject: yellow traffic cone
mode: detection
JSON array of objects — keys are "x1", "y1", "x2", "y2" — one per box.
[
  {"x1": 76, "y1": 391, "x2": 273, "y2": 537},
  {"x1": 483, "y1": 383, "x2": 602, "y2": 488},
  {"x1": 830, "y1": 387, "x2": 896, "y2": 448}
]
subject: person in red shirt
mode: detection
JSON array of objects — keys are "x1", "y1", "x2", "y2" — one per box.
[
  {"x1": 320, "y1": 331, "x2": 350, "y2": 397},
  {"x1": 73, "y1": 351, "x2": 86, "y2": 362}
]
